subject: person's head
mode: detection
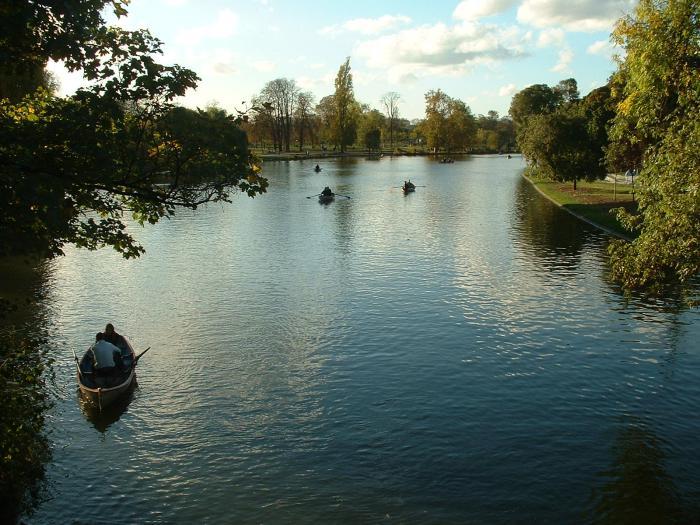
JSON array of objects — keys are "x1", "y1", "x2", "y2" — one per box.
[
  {"x1": 95, "y1": 332, "x2": 103, "y2": 341},
  {"x1": 105, "y1": 323, "x2": 115, "y2": 335}
]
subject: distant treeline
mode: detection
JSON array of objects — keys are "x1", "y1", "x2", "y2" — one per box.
[{"x1": 242, "y1": 59, "x2": 515, "y2": 155}]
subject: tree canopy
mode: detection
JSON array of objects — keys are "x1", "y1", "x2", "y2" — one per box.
[
  {"x1": 333, "y1": 57, "x2": 357, "y2": 152},
  {"x1": 607, "y1": 0, "x2": 700, "y2": 291},
  {"x1": 0, "y1": 1, "x2": 266, "y2": 260}
]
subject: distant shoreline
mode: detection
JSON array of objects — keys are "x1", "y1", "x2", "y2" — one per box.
[{"x1": 258, "y1": 150, "x2": 517, "y2": 162}]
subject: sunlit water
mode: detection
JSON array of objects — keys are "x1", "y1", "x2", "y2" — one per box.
[{"x1": 28, "y1": 156, "x2": 700, "y2": 523}]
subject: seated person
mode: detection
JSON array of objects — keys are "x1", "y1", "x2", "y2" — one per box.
[
  {"x1": 321, "y1": 186, "x2": 333, "y2": 196},
  {"x1": 91, "y1": 333, "x2": 122, "y2": 379},
  {"x1": 103, "y1": 323, "x2": 125, "y2": 348}
]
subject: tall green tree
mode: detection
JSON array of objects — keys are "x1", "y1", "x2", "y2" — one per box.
[
  {"x1": 607, "y1": 0, "x2": 700, "y2": 290},
  {"x1": 509, "y1": 83, "x2": 561, "y2": 139},
  {"x1": 424, "y1": 89, "x2": 451, "y2": 152},
  {"x1": 445, "y1": 98, "x2": 476, "y2": 153},
  {"x1": 333, "y1": 57, "x2": 357, "y2": 152},
  {"x1": 519, "y1": 108, "x2": 605, "y2": 190}
]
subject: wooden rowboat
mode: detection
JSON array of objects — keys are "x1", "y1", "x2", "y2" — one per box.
[{"x1": 76, "y1": 336, "x2": 136, "y2": 410}]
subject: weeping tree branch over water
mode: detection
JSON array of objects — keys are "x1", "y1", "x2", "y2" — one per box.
[{"x1": 0, "y1": 2, "x2": 267, "y2": 261}]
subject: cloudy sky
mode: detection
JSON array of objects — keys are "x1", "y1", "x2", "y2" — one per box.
[{"x1": 49, "y1": 0, "x2": 636, "y2": 119}]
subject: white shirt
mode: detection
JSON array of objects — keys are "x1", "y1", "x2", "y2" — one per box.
[{"x1": 92, "y1": 340, "x2": 119, "y2": 368}]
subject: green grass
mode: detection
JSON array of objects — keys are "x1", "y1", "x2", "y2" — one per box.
[{"x1": 526, "y1": 175, "x2": 638, "y2": 238}]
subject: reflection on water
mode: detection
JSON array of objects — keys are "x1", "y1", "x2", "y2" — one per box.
[
  {"x1": 511, "y1": 175, "x2": 591, "y2": 269},
  {"x1": 78, "y1": 382, "x2": 137, "y2": 434},
  {"x1": 19, "y1": 156, "x2": 700, "y2": 524},
  {"x1": 589, "y1": 418, "x2": 685, "y2": 524}
]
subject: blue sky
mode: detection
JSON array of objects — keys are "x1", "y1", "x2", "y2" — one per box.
[{"x1": 49, "y1": 0, "x2": 636, "y2": 120}]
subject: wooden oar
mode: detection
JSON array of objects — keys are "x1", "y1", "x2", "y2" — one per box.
[
  {"x1": 306, "y1": 194, "x2": 322, "y2": 199},
  {"x1": 72, "y1": 348, "x2": 84, "y2": 380},
  {"x1": 334, "y1": 194, "x2": 352, "y2": 199},
  {"x1": 134, "y1": 347, "x2": 151, "y2": 364}
]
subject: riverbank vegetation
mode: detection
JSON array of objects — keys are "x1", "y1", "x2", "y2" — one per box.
[{"x1": 513, "y1": 0, "x2": 699, "y2": 292}]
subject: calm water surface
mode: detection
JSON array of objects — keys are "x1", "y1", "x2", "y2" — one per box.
[{"x1": 29, "y1": 156, "x2": 700, "y2": 523}]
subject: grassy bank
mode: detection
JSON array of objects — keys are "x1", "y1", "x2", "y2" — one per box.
[{"x1": 524, "y1": 173, "x2": 638, "y2": 239}]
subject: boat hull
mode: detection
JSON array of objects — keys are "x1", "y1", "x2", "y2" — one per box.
[{"x1": 319, "y1": 194, "x2": 334, "y2": 204}]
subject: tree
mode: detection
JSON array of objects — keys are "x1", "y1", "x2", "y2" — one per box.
[
  {"x1": 359, "y1": 108, "x2": 384, "y2": 153},
  {"x1": 381, "y1": 91, "x2": 401, "y2": 151},
  {"x1": 259, "y1": 78, "x2": 299, "y2": 152},
  {"x1": 580, "y1": 85, "x2": 615, "y2": 157},
  {"x1": 445, "y1": 98, "x2": 476, "y2": 152},
  {"x1": 509, "y1": 83, "x2": 561, "y2": 138},
  {"x1": 333, "y1": 57, "x2": 357, "y2": 152},
  {"x1": 0, "y1": 7, "x2": 267, "y2": 261},
  {"x1": 424, "y1": 89, "x2": 451, "y2": 152},
  {"x1": 607, "y1": 0, "x2": 700, "y2": 290},
  {"x1": 554, "y1": 78, "x2": 580, "y2": 104},
  {"x1": 295, "y1": 91, "x2": 315, "y2": 151},
  {"x1": 316, "y1": 95, "x2": 336, "y2": 148},
  {"x1": 519, "y1": 108, "x2": 605, "y2": 190}
]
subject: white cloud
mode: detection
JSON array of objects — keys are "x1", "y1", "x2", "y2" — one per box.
[
  {"x1": 253, "y1": 60, "x2": 276, "y2": 72},
  {"x1": 453, "y1": 0, "x2": 519, "y2": 21},
  {"x1": 537, "y1": 28, "x2": 565, "y2": 47},
  {"x1": 551, "y1": 48, "x2": 574, "y2": 72},
  {"x1": 176, "y1": 8, "x2": 239, "y2": 45},
  {"x1": 498, "y1": 83, "x2": 517, "y2": 97},
  {"x1": 355, "y1": 22, "x2": 528, "y2": 82},
  {"x1": 320, "y1": 15, "x2": 411, "y2": 36},
  {"x1": 518, "y1": 0, "x2": 636, "y2": 32},
  {"x1": 586, "y1": 39, "x2": 617, "y2": 60},
  {"x1": 297, "y1": 72, "x2": 335, "y2": 92}
]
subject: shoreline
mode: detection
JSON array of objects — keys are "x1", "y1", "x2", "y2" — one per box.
[
  {"x1": 522, "y1": 173, "x2": 633, "y2": 242},
  {"x1": 258, "y1": 150, "x2": 516, "y2": 162}
]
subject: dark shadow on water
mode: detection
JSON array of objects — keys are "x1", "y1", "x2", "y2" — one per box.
[
  {"x1": 511, "y1": 176, "x2": 588, "y2": 270},
  {"x1": 586, "y1": 417, "x2": 698, "y2": 524},
  {"x1": 78, "y1": 381, "x2": 137, "y2": 434}
]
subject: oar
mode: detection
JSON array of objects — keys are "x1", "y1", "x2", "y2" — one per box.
[
  {"x1": 306, "y1": 194, "x2": 322, "y2": 199},
  {"x1": 134, "y1": 347, "x2": 151, "y2": 364},
  {"x1": 334, "y1": 194, "x2": 352, "y2": 199},
  {"x1": 72, "y1": 348, "x2": 84, "y2": 380}
]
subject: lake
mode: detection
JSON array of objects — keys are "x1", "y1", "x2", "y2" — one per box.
[{"x1": 27, "y1": 156, "x2": 700, "y2": 523}]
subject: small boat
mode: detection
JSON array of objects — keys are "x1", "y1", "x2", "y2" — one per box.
[
  {"x1": 76, "y1": 337, "x2": 137, "y2": 410},
  {"x1": 318, "y1": 193, "x2": 334, "y2": 204},
  {"x1": 314, "y1": 165, "x2": 322, "y2": 172},
  {"x1": 402, "y1": 181, "x2": 416, "y2": 193}
]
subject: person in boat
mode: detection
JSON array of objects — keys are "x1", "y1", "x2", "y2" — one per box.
[
  {"x1": 103, "y1": 323, "x2": 125, "y2": 348},
  {"x1": 321, "y1": 186, "x2": 333, "y2": 196},
  {"x1": 90, "y1": 332, "x2": 121, "y2": 378},
  {"x1": 315, "y1": 164, "x2": 321, "y2": 172}
]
